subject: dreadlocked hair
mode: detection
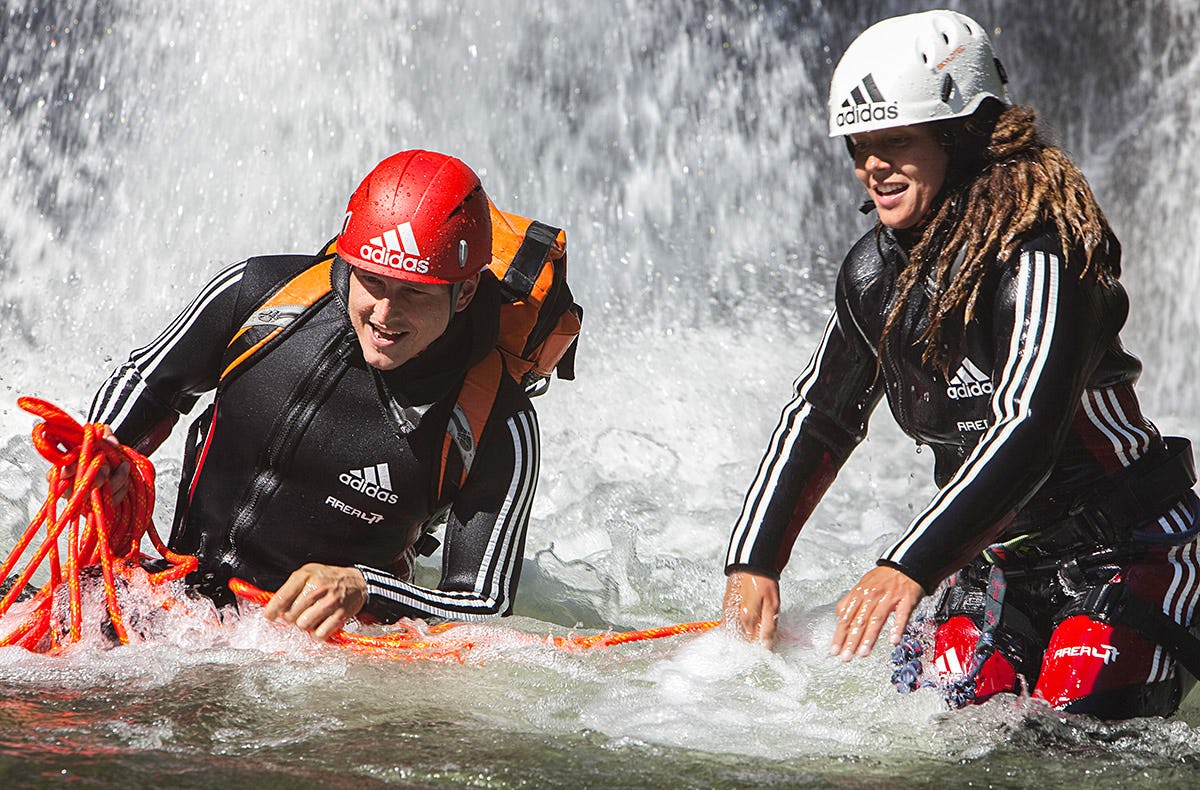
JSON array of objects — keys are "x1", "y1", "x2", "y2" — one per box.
[{"x1": 879, "y1": 104, "x2": 1120, "y2": 373}]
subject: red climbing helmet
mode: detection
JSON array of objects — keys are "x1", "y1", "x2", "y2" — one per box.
[{"x1": 337, "y1": 150, "x2": 492, "y2": 284}]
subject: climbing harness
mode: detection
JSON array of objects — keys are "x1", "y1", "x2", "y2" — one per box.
[
  {"x1": 941, "y1": 562, "x2": 1008, "y2": 708},
  {"x1": 894, "y1": 542, "x2": 1017, "y2": 707},
  {"x1": 1054, "y1": 566, "x2": 1200, "y2": 681},
  {"x1": 0, "y1": 400, "x2": 716, "y2": 659}
]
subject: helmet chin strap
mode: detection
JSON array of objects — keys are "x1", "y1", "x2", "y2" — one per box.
[{"x1": 448, "y1": 281, "x2": 463, "y2": 324}]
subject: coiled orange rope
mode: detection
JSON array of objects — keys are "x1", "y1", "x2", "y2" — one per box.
[
  {"x1": 1, "y1": 398, "x2": 718, "y2": 658},
  {"x1": 0, "y1": 397, "x2": 196, "y2": 652}
]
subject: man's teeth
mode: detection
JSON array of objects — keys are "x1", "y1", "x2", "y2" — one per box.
[{"x1": 877, "y1": 183, "x2": 906, "y2": 195}]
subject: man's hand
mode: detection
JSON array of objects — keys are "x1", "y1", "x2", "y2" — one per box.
[
  {"x1": 722, "y1": 570, "x2": 781, "y2": 648},
  {"x1": 263, "y1": 563, "x2": 368, "y2": 641},
  {"x1": 49, "y1": 426, "x2": 131, "y2": 505},
  {"x1": 830, "y1": 565, "x2": 924, "y2": 661}
]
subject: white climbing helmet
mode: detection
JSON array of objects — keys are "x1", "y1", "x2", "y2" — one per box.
[{"x1": 828, "y1": 9, "x2": 1009, "y2": 138}]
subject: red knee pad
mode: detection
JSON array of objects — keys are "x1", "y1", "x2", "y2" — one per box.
[
  {"x1": 1034, "y1": 615, "x2": 1158, "y2": 709},
  {"x1": 933, "y1": 615, "x2": 1019, "y2": 703}
]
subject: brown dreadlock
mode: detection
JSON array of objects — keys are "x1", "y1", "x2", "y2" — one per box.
[{"x1": 879, "y1": 104, "x2": 1121, "y2": 373}]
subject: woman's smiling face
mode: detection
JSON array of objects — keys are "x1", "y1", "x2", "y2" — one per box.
[{"x1": 850, "y1": 123, "x2": 949, "y2": 230}]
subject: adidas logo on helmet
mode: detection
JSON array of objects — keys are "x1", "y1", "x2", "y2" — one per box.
[
  {"x1": 833, "y1": 73, "x2": 899, "y2": 130},
  {"x1": 358, "y1": 222, "x2": 431, "y2": 275}
]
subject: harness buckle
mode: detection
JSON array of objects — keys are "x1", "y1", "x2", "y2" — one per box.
[{"x1": 1057, "y1": 546, "x2": 1125, "y2": 597}]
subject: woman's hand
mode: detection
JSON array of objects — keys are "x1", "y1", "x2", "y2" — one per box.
[
  {"x1": 263, "y1": 563, "x2": 368, "y2": 641},
  {"x1": 722, "y1": 570, "x2": 781, "y2": 648},
  {"x1": 830, "y1": 565, "x2": 924, "y2": 661}
]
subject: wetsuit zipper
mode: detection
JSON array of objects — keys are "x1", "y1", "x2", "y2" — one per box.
[
  {"x1": 222, "y1": 331, "x2": 355, "y2": 571},
  {"x1": 880, "y1": 238, "x2": 913, "y2": 432}
]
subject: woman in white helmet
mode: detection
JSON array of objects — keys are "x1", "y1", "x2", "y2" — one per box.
[{"x1": 722, "y1": 10, "x2": 1200, "y2": 717}]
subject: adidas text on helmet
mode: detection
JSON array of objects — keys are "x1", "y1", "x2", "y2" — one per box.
[
  {"x1": 358, "y1": 221, "x2": 431, "y2": 275},
  {"x1": 828, "y1": 10, "x2": 1009, "y2": 138}
]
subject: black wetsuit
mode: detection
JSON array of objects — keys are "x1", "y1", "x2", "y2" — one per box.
[
  {"x1": 728, "y1": 221, "x2": 1198, "y2": 581},
  {"x1": 89, "y1": 253, "x2": 539, "y2": 623}
]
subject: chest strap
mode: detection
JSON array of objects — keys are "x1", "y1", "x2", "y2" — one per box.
[
  {"x1": 221, "y1": 245, "x2": 337, "y2": 383},
  {"x1": 437, "y1": 349, "x2": 504, "y2": 502}
]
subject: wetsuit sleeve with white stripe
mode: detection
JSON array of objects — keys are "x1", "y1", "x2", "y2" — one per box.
[
  {"x1": 724, "y1": 265, "x2": 885, "y2": 579},
  {"x1": 355, "y1": 405, "x2": 540, "y2": 622},
  {"x1": 879, "y1": 242, "x2": 1112, "y2": 592},
  {"x1": 87, "y1": 261, "x2": 247, "y2": 454}
]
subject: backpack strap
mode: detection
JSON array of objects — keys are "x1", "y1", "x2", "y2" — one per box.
[
  {"x1": 437, "y1": 349, "x2": 505, "y2": 502},
  {"x1": 497, "y1": 220, "x2": 561, "y2": 302},
  {"x1": 220, "y1": 240, "x2": 337, "y2": 384}
]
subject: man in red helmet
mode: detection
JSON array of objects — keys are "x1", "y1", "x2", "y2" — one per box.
[{"x1": 88, "y1": 150, "x2": 540, "y2": 640}]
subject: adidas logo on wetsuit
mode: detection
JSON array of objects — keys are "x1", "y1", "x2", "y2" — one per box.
[
  {"x1": 946, "y1": 358, "x2": 994, "y2": 400},
  {"x1": 358, "y1": 221, "x2": 431, "y2": 275},
  {"x1": 339, "y1": 463, "x2": 400, "y2": 505},
  {"x1": 833, "y1": 72, "x2": 899, "y2": 129}
]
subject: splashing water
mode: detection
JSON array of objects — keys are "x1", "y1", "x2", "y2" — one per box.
[{"x1": 2, "y1": 0, "x2": 1200, "y2": 785}]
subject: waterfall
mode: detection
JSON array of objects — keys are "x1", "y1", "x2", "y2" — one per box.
[{"x1": 5, "y1": 1, "x2": 1195, "y2": 412}]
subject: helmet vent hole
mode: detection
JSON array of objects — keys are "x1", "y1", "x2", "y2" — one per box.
[
  {"x1": 940, "y1": 74, "x2": 955, "y2": 102},
  {"x1": 447, "y1": 185, "x2": 484, "y2": 220},
  {"x1": 942, "y1": 33, "x2": 950, "y2": 44},
  {"x1": 994, "y1": 58, "x2": 1009, "y2": 84}
]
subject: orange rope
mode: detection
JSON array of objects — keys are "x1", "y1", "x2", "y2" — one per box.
[
  {"x1": 548, "y1": 620, "x2": 720, "y2": 650},
  {"x1": 0, "y1": 397, "x2": 196, "y2": 652},
  {"x1": 228, "y1": 578, "x2": 719, "y2": 661},
  {"x1": 227, "y1": 578, "x2": 476, "y2": 662},
  {"x1": 2, "y1": 398, "x2": 717, "y2": 658}
]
